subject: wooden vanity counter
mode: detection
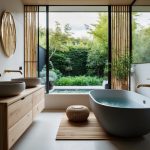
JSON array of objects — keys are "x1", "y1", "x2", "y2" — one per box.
[{"x1": 0, "y1": 85, "x2": 45, "y2": 150}]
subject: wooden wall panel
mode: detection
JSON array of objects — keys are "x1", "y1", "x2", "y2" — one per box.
[
  {"x1": 24, "y1": 6, "x2": 38, "y2": 77},
  {"x1": 111, "y1": 6, "x2": 131, "y2": 90}
]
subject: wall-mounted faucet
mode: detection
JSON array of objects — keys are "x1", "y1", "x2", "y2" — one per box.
[
  {"x1": 137, "y1": 84, "x2": 150, "y2": 88},
  {"x1": 4, "y1": 70, "x2": 23, "y2": 75}
]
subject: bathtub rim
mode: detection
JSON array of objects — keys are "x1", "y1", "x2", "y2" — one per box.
[{"x1": 89, "y1": 89, "x2": 150, "y2": 110}]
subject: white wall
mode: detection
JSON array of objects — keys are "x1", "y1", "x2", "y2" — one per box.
[
  {"x1": 131, "y1": 63, "x2": 150, "y2": 98},
  {"x1": 0, "y1": 0, "x2": 24, "y2": 81},
  {"x1": 45, "y1": 94, "x2": 91, "y2": 110}
]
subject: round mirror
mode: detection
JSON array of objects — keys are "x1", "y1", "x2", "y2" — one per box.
[{"x1": 0, "y1": 11, "x2": 16, "y2": 57}]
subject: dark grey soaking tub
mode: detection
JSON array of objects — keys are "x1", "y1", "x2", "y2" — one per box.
[{"x1": 89, "y1": 89, "x2": 150, "y2": 137}]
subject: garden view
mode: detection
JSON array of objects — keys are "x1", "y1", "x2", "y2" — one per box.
[
  {"x1": 38, "y1": 11, "x2": 150, "y2": 86},
  {"x1": 132, "y1": 12, "x2": 150, "y2": 63},
  {"x1": 39, "y1": 13, "x2": 108, "y2": 86}
]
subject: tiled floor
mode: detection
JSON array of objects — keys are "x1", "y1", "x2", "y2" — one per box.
[{"x1": 11, "y1": 111, "x2": 150, "y2": 150}]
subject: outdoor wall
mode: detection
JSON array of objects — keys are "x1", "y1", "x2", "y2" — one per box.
[
  {"x1": 0, "y1": 0, "x2": 24, "y2": 81},
  {"x1": 131, "y1": 63, "x2": 150, "y2": 98}
]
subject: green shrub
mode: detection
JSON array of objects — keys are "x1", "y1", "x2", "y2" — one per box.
[
  {"x1": 55, "y1": 76, "x2": 103, "y2": 86},
  {"x1": 40, "y1": 67, "x2": 62, "y2": 84},
  {"x1": 67, "y1": 48, "x2": 88, "y2": 76},
  {"x1": 51, "y1": 47, "x2": 88, "y2": 76}
]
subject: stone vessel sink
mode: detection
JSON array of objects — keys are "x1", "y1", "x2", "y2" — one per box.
[
  {"x1": 12, "y1": 77, "x2": 41, "y2": 88},
  {"x1": 0, "y1": 81, "x2": 25, "y2": 97}
]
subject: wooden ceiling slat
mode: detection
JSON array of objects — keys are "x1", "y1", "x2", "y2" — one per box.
[
  {"x1": 134, "y1": 0, "x2": 150, "y2": 5},
  {"x1": 21, "y1": 0, "x2": 133, "y2": 5}
]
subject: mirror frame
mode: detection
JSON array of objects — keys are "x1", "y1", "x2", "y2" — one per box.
[{"x1": 0, "y1": 11, "x2": 16, "y2": 57}]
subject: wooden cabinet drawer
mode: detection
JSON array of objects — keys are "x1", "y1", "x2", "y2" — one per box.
[
  {"x1": 8, "y1": 94, "x2": 32, "y2": 129},
  {"x1": 32, "y1": 88, "x2": 45, "y2": 107},
  {"x1": 8, "y1": 111, "x2": 32, "y2": 149},
  {"x1": 33, "y1": 100, "x2": 45, "y2": 119}
]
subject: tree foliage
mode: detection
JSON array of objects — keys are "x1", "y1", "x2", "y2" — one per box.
[
  {"x1": 39, "y1": 27, "x2": 46, "y2": 49},
  {"x1": 132, "y1": 13, "x2": 150, "y2": 63},
  {"x1": 39, "y1": 13, "x2": 109, "y2": 79},
  {"x1": 87, "y1": 13, "x2": 108, "y2": 77},
  {"x1": 49, "y1": 22, "x2": 71, "y2": 59}
]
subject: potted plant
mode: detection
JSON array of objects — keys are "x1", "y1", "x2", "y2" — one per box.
[{"x1": 113, "y1": 54, "x2": 131, "y2": 90}]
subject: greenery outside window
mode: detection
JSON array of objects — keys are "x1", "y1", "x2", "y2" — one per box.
[
  {"x1": 132, "y1": 6, "x2": 150, "y2": 64},
  {"x1": 38, "y1": 6, "x2": 109, "y2": 89}
]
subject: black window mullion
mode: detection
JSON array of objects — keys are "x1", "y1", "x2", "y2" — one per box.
[
  {"x1": 46, "y1": 6, "x2": 50, "y2": 93},
  {"x1": 108, "y1": 5, "x2": 112, "y2": 89}
]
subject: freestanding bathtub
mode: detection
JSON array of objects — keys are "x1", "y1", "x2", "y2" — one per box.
[{"x1": 89, "y1": 89, "x2": 150, "y2": 137}]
